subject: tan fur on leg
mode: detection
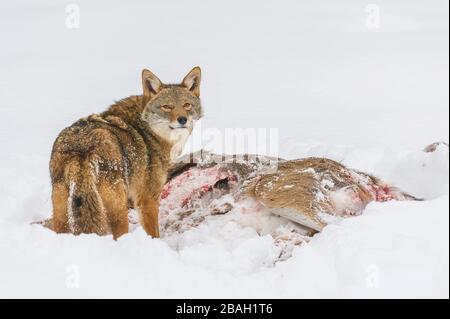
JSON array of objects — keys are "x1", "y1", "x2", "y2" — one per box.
[
  {"x1": 52, "y1": 182, "x2": 70, "y2": 233},
  {"x1": 98, "y1": 180, "x2": 129, "y2": 240},
  {"x1": 137, "y1": 196, "x2": 160, "y2": 238}
]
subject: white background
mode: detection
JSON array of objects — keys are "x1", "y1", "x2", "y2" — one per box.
[{"x1": 0, "y1": 0, "x2": 448, "y2": 298}]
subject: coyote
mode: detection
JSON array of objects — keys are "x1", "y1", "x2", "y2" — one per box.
[{"x1": 49, "y1": 67, "x2": 202, "y2": 239}]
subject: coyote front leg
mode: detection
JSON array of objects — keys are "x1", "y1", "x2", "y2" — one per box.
[{"x1": 137, "y1": 195, "x2": 160, "y2": 238}]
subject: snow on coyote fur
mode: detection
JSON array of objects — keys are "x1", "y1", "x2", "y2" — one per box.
[{"x1": 49, "y1": 67, "x2": 202, "y2": 239}]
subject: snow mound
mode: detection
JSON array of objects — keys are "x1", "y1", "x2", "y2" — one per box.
[{"x1": 0, "y1": 144, "x2": 448, "y2": 298}]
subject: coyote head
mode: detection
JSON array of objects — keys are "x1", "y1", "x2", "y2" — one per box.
[{"x1": 141, "y1": 67, "x2": 202, "y2": 146}]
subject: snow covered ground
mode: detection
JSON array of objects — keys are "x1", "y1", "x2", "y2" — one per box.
[{"x1": 0, "y1": 0, "x2": 448, "y2": 298}]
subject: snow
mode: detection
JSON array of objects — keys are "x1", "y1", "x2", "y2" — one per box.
[{"x1": 0, "y1": 0, "x2": 448, "y2": 298}]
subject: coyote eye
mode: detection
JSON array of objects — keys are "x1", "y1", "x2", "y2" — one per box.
[
  {"x1": 161, "y1": 105, "x2": 173, "y2": 112},
  {"x1": 184, "y1": 103, "x2": 192, "y2": 111}
]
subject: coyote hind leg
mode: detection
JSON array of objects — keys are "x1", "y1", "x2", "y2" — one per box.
[
  {"x1": 52, "y1": 182, "x2": 70, "y2": 233},
  {"x1": 98, "y1": 179, "x2": 129, "y2": 240}
]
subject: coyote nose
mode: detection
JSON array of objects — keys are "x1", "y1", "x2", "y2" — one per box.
[{"x1": 177, "y1": 116, "x2": 187, "y2": 125}]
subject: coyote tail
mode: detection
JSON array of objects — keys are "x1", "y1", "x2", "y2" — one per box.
[{"x1": 65, "y1": 157, "x2": 108, "y2": 235}]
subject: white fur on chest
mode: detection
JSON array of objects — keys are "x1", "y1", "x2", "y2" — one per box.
[
  {"x1": 168, "y1": 128, "x2": 190, "y2": 162},
  {"x1": 147, "y1": 119, "x2": 191, "y2": 162}
]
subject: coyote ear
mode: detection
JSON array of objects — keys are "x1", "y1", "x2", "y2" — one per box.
[
  {"x1": 182, "y1": 66, "x2": 201, "y2": 97},
  {"x1": 142, "y1": 69, "x2": 163, "y2": 101}
]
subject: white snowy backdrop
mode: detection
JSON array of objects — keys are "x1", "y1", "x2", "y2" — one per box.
[{"x1": 0, "y1": 0, "x2": 448, "y2": 298}]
